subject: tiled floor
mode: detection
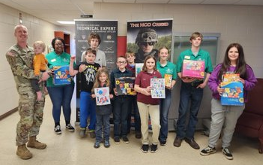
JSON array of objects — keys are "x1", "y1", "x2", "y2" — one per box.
[{"x1": 0, "y1": 96, "x2": 262, "y2": 165}]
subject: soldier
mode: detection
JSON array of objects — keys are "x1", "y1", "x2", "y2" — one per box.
[
  {"x1": 135, "y1": 28, "x2": 159, "y2": 63},
  {"x1": 6, "y1": 25, "x2": 50, "y2": 160}
]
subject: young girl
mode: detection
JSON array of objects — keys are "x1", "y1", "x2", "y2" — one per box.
[
  {"x1": 200, "y1": 43, "x2": 257, "y2": 160},
  {"x1": 91, "y1": 68, "x2": 113, "y2": 148},
  {"x1": 156, "y1": 46, "x2": 177, "y2": 146},
  {"x1": 134, "y1": 55, "x2": 162, "y2": 153}
]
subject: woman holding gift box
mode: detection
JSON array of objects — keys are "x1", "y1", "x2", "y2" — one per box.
[
  {"x1": 200, "y1": 43, "x2": 257, "y2": 160},
  {"x1": 46, "y1": 37, "x2": 75, "y2": 135}
]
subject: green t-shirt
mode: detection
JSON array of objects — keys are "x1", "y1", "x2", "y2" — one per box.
[
  {"x1": 176, "y1": 49, "x2": 213, "y2": 74},
  {"x1": 156, "y1": 61, "x2": 177, "y2": 80},
  {"x1": 45, "y1": 51, "x2": 74, "y2": 87}
]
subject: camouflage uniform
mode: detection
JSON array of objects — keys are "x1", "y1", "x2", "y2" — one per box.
[{"x1": 6, "y1": 44, "x2": 45, "y2": 146}]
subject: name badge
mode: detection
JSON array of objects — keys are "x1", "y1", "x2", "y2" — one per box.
[
  {"x1": 185, "y1": 56, "x2": 190, "y2": 60},
  {"x1": 51, "y1": 59, "x2": 56, "y2": 62}
]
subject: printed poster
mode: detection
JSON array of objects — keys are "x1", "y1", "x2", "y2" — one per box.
[
  {"x1": 75, "y1": 19, "x2": 117, "y2": 122},
  {"x1": 127, "y1": 19, "x2": 173, "y2": 63},
  {"x1": 150, "y1": 78, "x2": 165, "y2": 98},
  {"x1": 94, "y1": 87, "x2": 111, "y2": 106}
]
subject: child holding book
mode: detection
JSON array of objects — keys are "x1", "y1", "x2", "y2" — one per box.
[
  {"x1": 156, "y1": 46, "x2": 177, "y2": 146},
  {"x1": 134, "y1": 55, "x2": 162, "y2": 153},
  {"x1": 200, "y1": 43, "x2": 257, "y2": 160},
  {"x1": 125, "y1": 51, "x2": 141, "y2": 139},
  {"x1": 110, "y1": 56, "x2": 133, "y2": 143},
  {"x1": 31, "y1": 41, "x2": 48, "y2": 101},
  {"x1": 91, "y1": 68, "x2": 113, "y2": 148},
  {"x1": 69, "y1": 48, "x2": 101, "y2": 138}
]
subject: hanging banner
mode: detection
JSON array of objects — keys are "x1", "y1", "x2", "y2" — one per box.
[
  {"x1": 75, "y1": 19, "x2": 118, "y2": 122},
  {"x1": 127, "y1": 19, "x2": 173, "y2": 63}
]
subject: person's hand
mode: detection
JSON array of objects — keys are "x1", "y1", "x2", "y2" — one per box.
[
  {"x1": 79, "y1": 64, "x2": 86, "y2": 73},
  {"x1": 113, "y1": 88, "x2": 118, "y2": 96},
  {"x1": 217, "y1": 86, "x2": 224, "y2": 95},
  {"x1": 91, "y1": 94, "x2": 96, "y2": 98},
  {"x1": 181, "y1": 77, "x2": 196, "y2": 83},
  {"x1": 239, "y1": 78, "x2": 245, "y2": 84},
  {"x1": 70, "y1": 56, "x2": 76, "y2": 63},
  {"x1": 109, "y1": 94, "x2": 114, "y2": 99},
  {"x1": 40, "y1": 72, "x2": 50, "y2": 81},
  {"x1": 197, "y1": 82, "x2": 206, "y2": 89},
  {"x1": 141, "y1": 87, "x2": 151, "y2": 96}
]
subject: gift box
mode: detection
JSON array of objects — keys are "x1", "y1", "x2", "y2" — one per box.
[{"x1": 182, "y1": 60, "x2": 205, "y2": 79}]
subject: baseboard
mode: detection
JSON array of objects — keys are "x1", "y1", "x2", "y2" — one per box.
[{"x1": 0, "y1": 107, "x2": 18, "y2": 121}]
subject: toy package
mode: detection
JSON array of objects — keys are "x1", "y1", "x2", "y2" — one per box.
[
  {"x1": 53, "y1": 66, "x2": 72, "y2": 85},
  {"x1": 115, "y1": 77, "x2": 136, "y2": 95},
  {"x1": 150, "y1": 78, "x2": 165, "y2": 98},
  {"x1": 182, "y1": 60, "x2": 205, "y2": 79},
  {"x1": 94, "y1": 87, "x2": 111, "y2": 106},
  {"x1": 164, "y1": 74, "x2": 172, "y2": 87},
  {"x1": 220, "y1": 73, "x2": 244, "y2": 106}
]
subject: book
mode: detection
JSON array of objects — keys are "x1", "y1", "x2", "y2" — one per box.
[
  {"x1": 220, "y1": 74, "x2": 244, "y2": 106},
  {"x1": 53, "y1": 66, "x2": 72, "y2": 85},
  {"x1": 150, "y1": 78, "x2": 165, "y2": 98},
  {"x1": 94, "y1": 87, "x2": 111, "y2": 106},
  {"x1": 164, "y1": 74, "x2": 172, "y2": 87},
  {"x1": 182, "y1": 60, "x2": 205, "y2": 79},
  {"x1": 135, "y1": 63, "x2": 143, "y2": 77},
  {"x1": 115, "y1": 77, "x2": 136, "y2": 95}
]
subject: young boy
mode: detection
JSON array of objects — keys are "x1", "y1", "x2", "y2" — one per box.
[
  {"x1": 69, "y1": 48, "x2": 101, "y2": 138},
  {"x1": 173, "y1": 32, "x2": 213, "y2": 149},
  {"x1": 125, "y1": 51, "x2": 142, "y2": 139},
  {"x1": 31, "y1": 41, "x2": 48, "y2": 101},
  {"x1": 110, "y1": 56, "x2": 133, "y2": 143},
  {"x1": 81, "y1": 32, "x2": 106, "y2": 67}
]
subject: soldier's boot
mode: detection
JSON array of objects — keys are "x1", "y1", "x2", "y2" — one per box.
[
  {"x1": 27, "y1": 136, "x2": 47, "y2": 149},
  {"x1": 16, "y1": 144, "x2": 33, "y2": 160}
]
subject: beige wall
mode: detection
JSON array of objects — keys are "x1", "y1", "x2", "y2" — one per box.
[
  {"x1": 93, "y1": 3, "x2": 263, "y2": 128},
  {"x1": 0, "y1": 3, "x2": 66, "y2": 116},
  {"x1": 94, "y1": 3, "x2": 263, "y2": 78}
]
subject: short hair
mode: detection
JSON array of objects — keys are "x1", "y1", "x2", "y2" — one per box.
[
  {"x1": 14, "y1": 24, "x2": 28, "y2": 32},
  {"x1": 117, "y1": 56, "x2": 127, "y2": 62},
  {"x1": 33, "y1": 41, "x2": 46, "y2": 52},
  {"x1": 125, "y1": 51, "x2": 135, "y2": 58},
  {"x1": 88, "y1": 32, "x2": 101, "y2": 45},
  {"x1": 85, "y1": 48, "x2": 97, "y2": 56},
  {"x1": 190, "y1": 32, "x2": 203, "y2": 41},
  {"x1": 51, "y1": 37, "x2": 65, "y2": 49}
]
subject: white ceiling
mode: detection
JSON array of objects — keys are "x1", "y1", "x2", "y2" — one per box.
[{"x1": 0, "y1": 0, "x2": 263, "y2": 26}]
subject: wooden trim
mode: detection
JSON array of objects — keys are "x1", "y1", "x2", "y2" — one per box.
[{"x1": 0, "y1": 107, "x2": 18, "y2": 121}]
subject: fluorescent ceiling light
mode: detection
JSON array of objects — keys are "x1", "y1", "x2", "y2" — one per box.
[{"x1": 57, "y1": 21, "x2": 75, "y2": 25}]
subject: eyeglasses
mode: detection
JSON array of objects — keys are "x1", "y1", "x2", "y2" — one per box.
[
  {"x1": 117, "y1": 61, "x2": 126, "y2": 64},
  {"x1": 140, "y1": 42, "x2": 155, "y2": 46}
]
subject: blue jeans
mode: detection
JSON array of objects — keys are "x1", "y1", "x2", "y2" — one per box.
[
  {"x1": 159, "y1": 88, "x2": 172, "y2": 142},
  {"x1": 95, "y1": 114, "x2": 110, "y2": 141},
  {"x1": 127, "y1": 96, "x2": 141, "y2": 133},
  {"x1": 47, "y1": 84, "x2": 74, "y2": 125},
  {"x1": 113, "y1": 96, "x2": 130, "y2": 137},
  {"x1": 176, "y1": 82, "x2": 203, "y2": 139},
  {"x1": 79, "y1": 91, "x2": 96, "y2": 130}
]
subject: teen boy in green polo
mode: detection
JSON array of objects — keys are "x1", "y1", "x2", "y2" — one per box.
[{"x1": 173, "y1": 32, "x2": 213, "y2": 150}]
